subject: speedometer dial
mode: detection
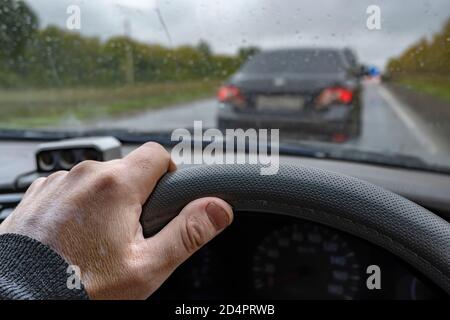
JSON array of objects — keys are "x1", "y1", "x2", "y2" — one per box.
[{"x1": 252, "y1": 222, "x2": 361, "y2": 299}]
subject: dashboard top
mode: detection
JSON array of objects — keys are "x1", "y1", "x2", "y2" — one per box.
[{"x1": 1, "y1": 140, "x2": 449, "y2": 217}]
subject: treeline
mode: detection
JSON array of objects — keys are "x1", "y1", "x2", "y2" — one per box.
[
  {"x1": 0, "y1": 26, "x2": 251, "y2": 88},
  {"x1": 386, "y1": 18, "x2": 450, "y2": 78},
  {"x1": 0, "y1": 1, "x2": 258, "y2": 89}
]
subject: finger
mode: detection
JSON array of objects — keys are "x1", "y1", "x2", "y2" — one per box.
[
  {"x1": 122, "y1": 142, "x2": 176, "y2": 204},
  {"x1": 141, "y1": 197, "x2": 233, "y2": 278}
]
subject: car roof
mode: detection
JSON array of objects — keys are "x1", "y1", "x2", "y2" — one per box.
[{"x1": 259, "y1": 47, "x2": 344, "y2": 55}]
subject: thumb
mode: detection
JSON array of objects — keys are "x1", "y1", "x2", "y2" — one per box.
[{"x1": 140, "y1": 197, "x2": 233, "y2": 286}]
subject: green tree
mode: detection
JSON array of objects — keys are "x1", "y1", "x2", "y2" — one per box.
[
  {"x1": 197, "y1": 40, "x2": 212, "y2": 58},
  {"x1": 0, "y1": 23, "x2": 244, "y2": 88},
  {"x1": 386, "y1": 18, "x2": 450, "y2": 78},
  {"x1": 238, "y1": 46, "x2": 261, "y2": 63},
  {"x1": 0, "y1": 0, "x2": 38, "y2": 59}
]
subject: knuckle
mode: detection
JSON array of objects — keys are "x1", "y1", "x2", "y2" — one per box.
[
  {"x1": 27, "y1": 177, "x2": 47, "y2": 192},
  {"x1": 31, "y1": 176, "x2": 47, "y2": 186},
  {"x1": 47, "y1": 170, "x2": 68, "y2": 181},
  {"x1": 70, "y1": 160, "x2": 98, "y2": 176},
  {"x1": 143, "y1": 142, "x2": 170, "y2": 159},
  {"x1": 181, "y1": 215, "x2": 209, "y2": 254}
]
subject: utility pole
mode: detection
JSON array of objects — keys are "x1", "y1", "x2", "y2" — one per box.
[
  {"x1": 123, "y1": 19, "x2": 135, "y2": 85},
  {"x1": 155, "y1": 8, "x2": 172, "y2": 47}
]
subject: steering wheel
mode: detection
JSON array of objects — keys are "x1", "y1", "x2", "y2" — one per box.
[{"x1": 141, "y1": 164, "x2": 450, "y2": 294}]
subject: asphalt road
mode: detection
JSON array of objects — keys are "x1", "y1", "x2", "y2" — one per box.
[
  {"x1": 92, "y1": 98, "x2": 217, "y2": 132},
  {"x1": 346, "y1": 83, "x2": 442, "y2": 157},
  {"x1": 91, "y1": 82, "x2": 449, "y2": 167}
]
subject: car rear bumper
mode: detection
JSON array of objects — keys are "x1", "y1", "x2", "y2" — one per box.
[{"x1": 217, "y1": 103, "x2": 356, "y2": 135}]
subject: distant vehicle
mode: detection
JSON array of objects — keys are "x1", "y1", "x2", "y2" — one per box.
[
  {"x1": 368, "y1": 66, "x2": 381, "y2": 77},
  {"x1": 365, "y1": 65, "x2": 382, "y2": 83},
  {"x1": 217, "y1": 48, "x2": 363, "y2": 140}
]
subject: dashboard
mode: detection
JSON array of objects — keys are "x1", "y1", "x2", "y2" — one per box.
[{"x1": 152, "y1": 212, "x2": 446, "y2": 300}]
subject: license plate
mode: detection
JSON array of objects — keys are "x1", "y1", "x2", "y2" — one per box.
[{"x1": 256, "y1": 95, "x2": 305, "y2": 111}]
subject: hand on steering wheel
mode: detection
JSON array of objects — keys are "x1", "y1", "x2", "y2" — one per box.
[{"x1": 0, "y1": 143, "x2": 233, "y2": 299}]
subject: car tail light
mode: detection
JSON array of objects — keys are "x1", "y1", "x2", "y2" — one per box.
[
  {"x1": 217, "y1": 85, "x2": 246, "y2": 107},
  {"x1": 331, "y1": 133, "x2": 349, "y2": 143},
  {"x1": 315, "y1": 87, "x2": 353, "y2": 108}
]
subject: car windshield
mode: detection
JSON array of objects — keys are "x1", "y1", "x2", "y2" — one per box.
[
  {"x1": 240, "y1": 50, "x2": 347, "y2": 74},
  {"x1": 1, "y1": 0, "x2": 450, "y2": 172}
]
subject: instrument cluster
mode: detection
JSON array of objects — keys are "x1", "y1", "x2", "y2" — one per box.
[{"x1": 153, "y1": 212, "x2": 445, "y2": 300}]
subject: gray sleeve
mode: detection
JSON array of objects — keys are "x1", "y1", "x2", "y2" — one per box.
[{"x1": 0, "y1": 233, "x2": 89, "y2": 300}]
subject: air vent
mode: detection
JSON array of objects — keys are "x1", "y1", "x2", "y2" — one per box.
[{"x1": 35, "y1": 137, "x2": 122, "y2": 173}]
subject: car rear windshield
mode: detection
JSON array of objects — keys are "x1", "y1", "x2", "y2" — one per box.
[{"x1": 240, "y1": 50, "x2": 347, "y2": 74}]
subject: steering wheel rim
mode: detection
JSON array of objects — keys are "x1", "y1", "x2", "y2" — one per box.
[{"x1": 141, "y1": 164, "x2": 450, "y2": 294}]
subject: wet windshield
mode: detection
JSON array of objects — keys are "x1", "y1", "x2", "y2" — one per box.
[{"x1": 0, "y1": 0, "x2": 449, "y2": 171}]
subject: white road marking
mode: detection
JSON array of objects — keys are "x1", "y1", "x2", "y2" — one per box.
[{"x1": 377, "y1": 85, "x2": 438, "y2": 154}]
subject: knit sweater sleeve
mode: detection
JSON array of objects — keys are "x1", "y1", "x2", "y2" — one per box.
[{"x1": 0, "y1": 233, "x2": 89, "y2": 300}]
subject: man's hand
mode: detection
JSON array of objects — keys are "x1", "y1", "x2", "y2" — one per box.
[{"x1": 0, "y1": 142, "x2": 233, "y2": 299}]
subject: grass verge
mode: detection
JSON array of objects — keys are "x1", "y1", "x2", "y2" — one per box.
[
  {"x1": 397, "y1": 75, "x2": 450, "y2": 102},
  {"x1": 0, "y1": 80, "x2": 220, "y2": 128}
]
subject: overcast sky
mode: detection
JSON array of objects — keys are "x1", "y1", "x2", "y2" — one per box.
[{"x1": 26, "y1": 0, "x2": 450, "y2": 69}]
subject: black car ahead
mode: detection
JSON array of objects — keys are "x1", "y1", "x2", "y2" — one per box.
[{"x1": 216, "y1": 48, "x2": 363, "y2": 140}]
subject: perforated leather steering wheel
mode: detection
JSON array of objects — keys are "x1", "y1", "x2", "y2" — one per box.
[{"x1": 141, "y1": 164, "x2": 450, "y2": 294}]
